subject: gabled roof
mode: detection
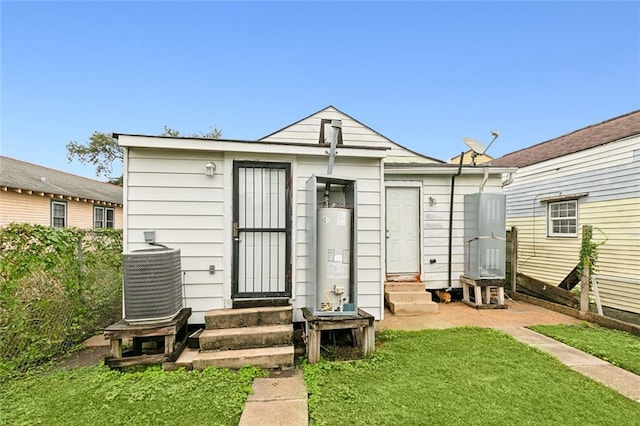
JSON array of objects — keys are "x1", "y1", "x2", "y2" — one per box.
[
  {"x1": 0, "y1": 156, "x2": 123, "y2": 205},
  {"x1": 260, "y1": 105, "x2": 444, "y2": 164},
  {"x1": 490, "y1": 110, "x2": 640, "y2": 168}
]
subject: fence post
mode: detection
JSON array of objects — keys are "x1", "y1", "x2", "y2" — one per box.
[
  {"x1": 511, "y1": 226, "x2": 518, "y2": 294},
  {"x1": 580, "y1": 225, "x2": 590, "y2": 314}
]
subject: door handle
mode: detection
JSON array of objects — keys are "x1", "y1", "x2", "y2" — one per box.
[{"x1": 385, "y1": 229, "x2": 390, "y2": 239}]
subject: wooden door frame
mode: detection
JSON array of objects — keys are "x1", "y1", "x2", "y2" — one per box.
[{"x1": 384, "y1": 181, "x2": 423, "y2": 280}]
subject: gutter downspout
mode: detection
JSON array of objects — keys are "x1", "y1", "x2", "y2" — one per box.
[
  {"x1": 478, "y1": 166, "x2": 489, "y2": 193},
  {"x1": 448, "y1": 153, "x2": 464, "y2": 290}
]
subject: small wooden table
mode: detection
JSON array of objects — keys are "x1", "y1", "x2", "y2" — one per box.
[
  {"x1": 301, "y1": 307, "x2": 375, "y2": 364},
  {"x1": 104, "y1": 308, "x2": 191, "y2": 368},
  {"x1": 460, "y1": 276, "x2": 507, "y2": 309}
]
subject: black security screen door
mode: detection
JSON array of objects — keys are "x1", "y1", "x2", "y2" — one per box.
[{"x1": 232, "y1": 161, "x2": 292, "y2": 300}]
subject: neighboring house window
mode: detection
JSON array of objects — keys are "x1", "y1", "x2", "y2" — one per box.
[
  {"x1": 318, "y1": 118, "x2": 343, "y2": 145},
  {"x1": 94, "y1": 206, "x2": 115, "y2": 228},
  {"x1": 548, "y1": 200, "x2": 577, "y2": 237},
  {"x1": 51, "y1": 201, "x2": 67, "y2": 228}
]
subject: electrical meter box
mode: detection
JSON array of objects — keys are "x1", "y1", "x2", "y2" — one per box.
[
  {"x1": 305, "y1": 174, "x2": 358, "y2": 316},
  {"x1": 463, "y1": 193, "x2": 506, "y2": 279}
]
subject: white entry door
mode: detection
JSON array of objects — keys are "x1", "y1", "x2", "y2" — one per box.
[{"x1": 386, "y1": 186, "x2": 420, "y2": 274}]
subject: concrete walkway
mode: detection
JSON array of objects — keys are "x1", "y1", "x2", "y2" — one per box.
[
  {"x1": 238, "y1": 369, "x2": 308, "y2": 426},
  {"x1": 496, "y1": 325, "x2": 640, "y2": 403}
]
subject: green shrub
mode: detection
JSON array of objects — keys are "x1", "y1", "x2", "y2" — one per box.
[{"x1": 0, "y1": 224, "x2": 123, "y2": 370}]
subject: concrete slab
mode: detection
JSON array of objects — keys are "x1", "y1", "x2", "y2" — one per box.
[
  {"x1": 240, "y1": 369, "x2": 308, "y2": 426},
  {"x1": 496, "y1": 325, "x2": 639, "y2": 403},
  {"x1": 378, "y1": 300, "x2": 581, "y2": 331},
  {"x1": 239, "y1": 399, "x2": 308, "y2": 426},
  {"x1": 573, "y1": 365, "x2": 640, "y2": 403},
  {"x1": 248, "y1": 376, "x2": 308, "y2": 401},
  {"x1": 494, "y1": 326, "x2": 559, "y2": 345},
  {"x1": 533, "y1": 343, "x2": 609, "y2": 366}
]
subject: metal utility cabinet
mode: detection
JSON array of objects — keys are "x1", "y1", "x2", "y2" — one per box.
[
  {"x1": 463, "y1": 193, "x2": 507, "y2": 279},
  {"x1": 306, "y1": 174, "x2": 358, "y2": 316}
]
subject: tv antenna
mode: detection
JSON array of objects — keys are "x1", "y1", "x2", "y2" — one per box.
[{"x1": 463, "y1": 130, "x2": 500, "y2": 166}]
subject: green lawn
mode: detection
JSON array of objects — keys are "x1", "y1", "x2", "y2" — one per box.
[
  {"x1": 530, "y1": 322, "x2": 640, "y2": 375},
  {"x1": 304, "y1": 327, "x2": 640, "y2": 425},
  {"x1": 0, "y1": 365, "x2": 267, "y2": 425}
]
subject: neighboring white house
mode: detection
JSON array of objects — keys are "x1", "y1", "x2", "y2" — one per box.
[
  {"x1": 491, "y1": 110, "x2": 640, "y2": 316},
  {"x1": 117, "y1": 106, "x2": 514, "y2": 324}
]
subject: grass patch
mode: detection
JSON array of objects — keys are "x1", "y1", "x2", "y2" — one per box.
[
  {"x1": 0, "y1": 364, "x2": 267, "y2": 425},
  {"x1": 530, "y1": 322, "x2": 640, "y2": 375},
  {"x1": 304, "y1": 327, "x2": 640, "y2": 425}
]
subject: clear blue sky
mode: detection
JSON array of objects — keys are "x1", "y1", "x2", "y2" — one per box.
[{"x1": 2, "y1": 1, "x2": 639, "y2": 180}]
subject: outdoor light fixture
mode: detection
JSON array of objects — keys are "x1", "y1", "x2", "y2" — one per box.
[{"x1": 204, "y1": 162, "x2": 216, "y2": 176}]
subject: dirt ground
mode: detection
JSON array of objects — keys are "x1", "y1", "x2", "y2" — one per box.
[{"x1": 60, "y1": 299, "x2": 580, "y2": 370}]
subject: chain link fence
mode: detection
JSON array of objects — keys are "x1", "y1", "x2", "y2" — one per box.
[{"x1": 0, "y1": 224, "x2": 122, "y2": 372}]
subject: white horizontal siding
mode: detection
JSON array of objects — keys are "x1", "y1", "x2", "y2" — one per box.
[
  {"x1": 505, "y1": 136, "x2": 640, "y2": 217},
  {"x1": 294, "y1": 156, "x2": 383, "y2": 321},
  {"x1": 386, "y1": 173, "x2": 504, "y2": 289},
  {"x1": 126, "y1": 148, "x2": 227, "y2": 324},
  {"x1": 508, "y1": 198, "x2": 640, "y2": 314},
  {"x1": 126, "y1": 147, "x2": 384, "y2": 323},
  {"x1": 262, "y1": 106, "x2": 438, "y2": 165}
]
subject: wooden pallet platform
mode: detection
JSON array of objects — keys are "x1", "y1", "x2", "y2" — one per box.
[
  {"x1": 104, "y1": 308, "x2": 191, "y2": 368},
  {"x1": 460, "y1": 275, "x2": 507, "y2": 309},
  {"x1": 301, "y1": 307, "x2": 375, "y2": 364}
]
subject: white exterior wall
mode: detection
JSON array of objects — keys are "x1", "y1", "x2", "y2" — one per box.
[
  {"x1": 124, "y1": 146, "x2": 384, "y2": 324},
  {"x1": 125, "y1": 149, "x2": 227, "y2": 324},
  {"x1": 503, "y1": 135, "x2": 640, "y2": 314},
  {"x1": 385, "y1": 173, "x2": 505, "y2": 289}
]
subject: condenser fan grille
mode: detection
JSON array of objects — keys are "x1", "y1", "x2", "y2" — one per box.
[{"x1": 123, "y1": 248, "x2": 183, "y2": 323}]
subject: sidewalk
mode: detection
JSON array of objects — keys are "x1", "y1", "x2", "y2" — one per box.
[
  {"x1": 496, "y1": 325, "x2": 640, "y2": 403},
  {"x1": 238, "y1": 369, "x2": 308, "y2": 426}
]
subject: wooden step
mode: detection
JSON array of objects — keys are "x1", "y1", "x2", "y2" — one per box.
[
  {"x1": 192, "y1": 346, "x2": 294, "y2": 370},
  {"x1": 385, "y1": 291, "x2": 433, "y2": 303},
  {"x1": 204, "y1": 306, "x2": 293, "y2": 330},
  {"x1": 387, "y1": 299, "x2": 438, "y2": 316},
  {"x1": 384, "y1": 282, "x2": 425, "y2": 292},
  {"x1": 199, "y1": 324, "x2": 293, "y2": 351}
]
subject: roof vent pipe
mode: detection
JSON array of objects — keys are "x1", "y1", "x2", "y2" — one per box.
[{"x1": 323, "y1": 120, "x2": 342, "y2": 207}]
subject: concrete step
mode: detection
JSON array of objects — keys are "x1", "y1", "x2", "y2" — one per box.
[
  {"x1": 199, "y1": 324, "x2": 293, "y2": 351},
  {"x1": 384, "y1": 282, "x2": 425, "y2": 292},
  {"x1": 192, "y1": 346, "x2": 295, "y2": 370},
  {"x1": 387, "y1": 299, "x2": 438, "y2": 316},
  {"x1": 169, "y1": 347, "x2": 199, "y2": 370},
  {"x1": 204, "y1": 306, "x2": 293, "y2": 330},
  {"x1": 385, "y1": 291, "x2": 433, "y2": 303}
]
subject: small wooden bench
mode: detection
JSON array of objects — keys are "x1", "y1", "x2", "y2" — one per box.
[
  {"x1": 460, "y1": 276, "x2": 507, "y2": 309},
  {"x1": 104, "y1": 308, "x2": 191, "y2": 368},
  {"x1": 301, "y1": 307, "x2": 375, "y2": 364}
]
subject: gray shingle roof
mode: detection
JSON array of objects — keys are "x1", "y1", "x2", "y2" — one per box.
[
  {"x1": 490, "y1": 110, "x2": 640, "y2": 168},
  {"x1": 0, "y1": 156, "x2": 122, "y2": 205}
]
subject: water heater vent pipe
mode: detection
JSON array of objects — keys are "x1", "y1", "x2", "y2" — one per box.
[{"x1": 323, "y1": 120, "x2": 342, "y2": 207}]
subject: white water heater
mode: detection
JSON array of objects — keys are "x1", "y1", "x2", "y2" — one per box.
[{"x1": 317, "y1": 207, "x2": 353, "y2": 313}]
